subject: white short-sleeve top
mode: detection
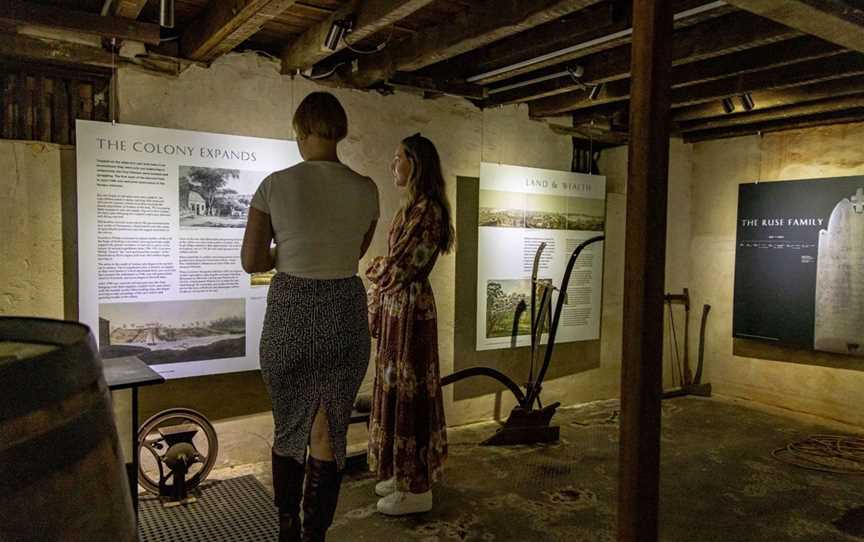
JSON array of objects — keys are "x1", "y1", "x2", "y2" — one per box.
[{"x1": 250, "y1": 161, "x2": 379, "y2": 279}]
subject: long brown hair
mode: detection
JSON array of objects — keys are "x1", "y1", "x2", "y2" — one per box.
[{"x1": 401, "y1": 133, "x2": 455, "y2": 253}]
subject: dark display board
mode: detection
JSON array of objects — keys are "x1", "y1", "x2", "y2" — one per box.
[{"x1": 733, "y1": 176, "x2": 864, "y2": 357}]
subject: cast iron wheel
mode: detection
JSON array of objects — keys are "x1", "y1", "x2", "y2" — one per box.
[{"x1": 136, "y1": 407, "x2": 218, "y2": 495}]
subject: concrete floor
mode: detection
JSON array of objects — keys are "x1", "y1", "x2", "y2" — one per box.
[{"x1": 209, "y1": 396, "x2": 864, "y2": 541}]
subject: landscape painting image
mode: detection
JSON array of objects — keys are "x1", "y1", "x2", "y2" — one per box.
[
  {"x1": 98, "y1": 298, "x2": 246, "y2": 365},
  {"x1": 179, "y1": 166, "x2": 267, "y2": 229},
  {"x1": 486, "y1": 278, "x2": 551, "y2": 339},
  {"x1": 479, "y1": 190, "x2": 605, "y2": 231}
]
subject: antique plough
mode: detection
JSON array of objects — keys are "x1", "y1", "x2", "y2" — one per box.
[{"x1": 441, "y1": 235, "x2": 605, "y2": 445}]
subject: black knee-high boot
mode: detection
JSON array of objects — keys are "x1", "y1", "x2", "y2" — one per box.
[
  {"x1": 301, "y1": 456, "x2": 343, "y2": 542},
  {"x1": 272, "y1": 450, "x2": 306, "y2": 542}
]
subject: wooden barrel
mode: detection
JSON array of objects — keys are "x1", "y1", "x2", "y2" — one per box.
[{"x1": 0, "y1": 317, "x2": 135, "y2": 542}]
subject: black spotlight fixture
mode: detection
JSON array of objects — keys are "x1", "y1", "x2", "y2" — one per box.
[
  {"x1": 324, "y1": 18, "x2": 353, "y2": 51},
  {"x1": 721, "y1": 97, "x2": 736, "y2": 114},
  {"x1": 740, "y1": 93, "x2": 755, "y2": 111},
  {"x1": 588, "y1": 83, "x2": 603, "y2": 100},
  {"x1": 159, "y1": 0, "x2": 175, "y2": 28}
]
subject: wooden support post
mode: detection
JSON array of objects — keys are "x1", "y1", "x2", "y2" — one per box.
[{"x1": 618, "y1": 0, "x2": 673, "y2": 541}]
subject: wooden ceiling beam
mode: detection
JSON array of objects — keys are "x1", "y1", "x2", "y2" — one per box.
[
  {"x1": 419, "y1": 1, "x2": 623, "y2": 83},
  {"x1": 0, "y1": 32, "x2": 116, "y2": 68},
  {"x1": 673, "y1": 52, "x2": 864, "y2": 107},
  {"x1": 560, "y1": 51, "x2": 864, "y2": 118},
  {"x1": 468, "y1": 0, "x2": 732, "y2": 86},
  {"x1": 674, "y1": 76, "x2": 864, "y2": 121},
  {"x1": 527, "y1": 12, "x2": 801, "y2": 117},
  {"x1": 281, "y1": 0, "x2": 435, "y2": 73},
  {"x1": 181, "y1": 0, "x2": 299, "y2": 61},
  {"x1": 682, "y1": 107, "x2": 864, "y2": 142},
  {"x1": 490, "y1": 36, "x2": 840, "y2": 106},
  {"x1": 113, "y1": 0, "x2": 149, "y2": 20},
  {"x1": 725, "y1": 0, "x2": 864, "y2": 53},
  {"x1": 0, "y1": 0, "x2": 160, "y2": 44},
  {"x1": 341, "y1": 0, "x2": 606, "y2": 88},
  {"x1": 679, "y1": 94, "x2": 864, "y2": 132}
]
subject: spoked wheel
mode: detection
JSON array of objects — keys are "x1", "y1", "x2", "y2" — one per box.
[{"x1": 136, "y1": 408, "x2": 218, "y2": 495}]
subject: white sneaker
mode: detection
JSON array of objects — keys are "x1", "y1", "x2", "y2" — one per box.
[
  {"x1": 375, "y1": 477, "x2": 396, "y2": 497},
  {"x1": 377, "y1": 490, "x2": 433, "y2": 516}
]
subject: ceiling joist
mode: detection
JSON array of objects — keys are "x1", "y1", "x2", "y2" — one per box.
[
  {"x1": 527, "y1": 11, "x2": 801, "y2": 116},
  {"x1": 0, "y1": 32, "x2": 116, "y2": 68},
  {"x1": 725, "y1": 0, "x2": 864, "y2": 53},
  {"x1": 469, "y1": 0, "x2": 732, "y2": 86},
  {"x1": 281, "y1": 0, "x2": 436, "y2": 73},
  {"x1": 679, "y1": 94, "x2": 864, "y2": 133},
  {"x1": 181, "y1": 0, "x2": 299, "y2": 61},
  {"x1": 113, "y1": 0, "x2": 149, "y2": 20},
  {"x1": 683, "y1": 108, "x2": 864, "y2": 142},
  {"x1": 0, "y1": 0, "x2": 160, "y2": 44},
  {"x1": 339, "y1": 0, "x2": 607, "y2": 88},
  {"x1": 674, "y1": 76, "x2": 864, "y2": 121}
]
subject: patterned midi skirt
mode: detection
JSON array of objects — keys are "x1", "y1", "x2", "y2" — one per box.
[{"x1": 259, "y1": 273, "x2": 370, "y2": 470}]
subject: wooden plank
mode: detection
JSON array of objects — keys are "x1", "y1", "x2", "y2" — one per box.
[
  {"x1": 40, "y1": 77, "x2": 53, "y2": 142},
  {"x1": 470, "y1": 0, "x2": 732, "y2": 85},
  {"x1": 526, "y1": 11, "x2": 799, "y2": 116},
  {"x1": 34, "y1": 75, "x2": 45, "y2": 141},
  {"x1": 673, "y1": 52, "x2": 864, "y2": 107},
  {"x1": 531, "y1": 46, "x2": 857, "y2": 115},
  {"x1": 683, "y1": 107, "x2": 864, "y2": 142},
  {"x1": 619, "y1": 0, "x2": 673, "y2": 540},
  {"x1": 726, "y1": 0, "x2": 864, "y2": 53},
  {"x1": 79, "y1": 82, "x2": 94, "y2": 121},
  {"x1": 674, "y1": 76, "x2": 864, "y2": 121},
  {"x1": 281, "y1": 0, "x2": 436, "y2": 72},
  {"x1": 113, "y1": 0, "x2": 149, "y2": 20},
  {"x1": 18, "y1": 74, "x2": 34, "y2": 140},
  {"x1": 0, "y1": 33, "x2": 115, "y2": 68},
  {"x1": 679, "y1": 94, "x2": 864, "y2": 133},
  {"x1": 93, "y1": 80, "x2": 110, "y2": 122},
  {"x1": 181, "y1": 0, "x2": 300, "y2": 61},
  {"x1": 2, "y1": 74, "x2": 15, "y2": 139},
  {"x1": 489, "y1": 36, "x2": 840, "y2": 106},
  {"x1": 421, "y1": 1, "x2": 622, "y2": 82},
  {"x1": 344, "y1": 0, "x2": 606, "y2": 87},
  {"x1": 0, "y1": 0, "x2": 160, "y2": 44},
  {"x1": 53, "y1": 78, "x2": 70, "y2": 145}
]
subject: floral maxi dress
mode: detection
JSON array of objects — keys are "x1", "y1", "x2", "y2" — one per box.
[{"x1": 366, "y1": 197, "x2": 448, "y2": 494}]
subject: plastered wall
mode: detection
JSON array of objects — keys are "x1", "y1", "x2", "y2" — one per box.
[
  {"x1": 112, "y1": 52, "x2": 633, "y2": 467},
  {"x1": 688, "y1": 122, "x2": 864, "y2": 427},
  {"x1": 0, "y1": 141, "x2": 67, "y2": 319},
  {"x1": 1, "y1": 52, "x2": 696, "y2": 469}
]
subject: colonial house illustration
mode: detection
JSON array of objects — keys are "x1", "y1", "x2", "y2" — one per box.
[{"x1": 187, "y1": 191, "x2": 206, "y2": 215}]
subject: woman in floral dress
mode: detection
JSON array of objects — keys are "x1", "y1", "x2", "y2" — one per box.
[{"x1": 366, "y1": 133, "x2": 454, "y2": 516}]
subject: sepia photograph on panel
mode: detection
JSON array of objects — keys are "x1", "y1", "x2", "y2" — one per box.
[
  {"x1": 479, "y1": 189, "x2": 605, "y2": 231},
  {"x1": 98, "y1": 298, "x2": 246, "y2": 365}
]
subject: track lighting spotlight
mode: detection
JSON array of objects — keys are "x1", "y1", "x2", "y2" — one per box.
[
  {"x1": 740, "y1": 93, "x2": 755, "y2": 111},
  {"x1": 324, "y1": 18, "x2": 353, "y2": 51},
  {"x1": 721, "y1": 97, "x2": 736, "y2": 114},
  {"x1": 159, "y1": 0, "x2": 175, "y2": 28},
  {"x1": 588, "y1": 83, "x2": 603, "y2": 100}
]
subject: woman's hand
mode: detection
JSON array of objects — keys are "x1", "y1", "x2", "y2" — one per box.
[{"x1": 241, "y1": 207, "x2": 276, "y2": 273}]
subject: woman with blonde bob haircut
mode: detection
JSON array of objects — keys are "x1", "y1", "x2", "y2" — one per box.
[{"x1": 242, "y1": 91, "x2": 379, "y2": 542}]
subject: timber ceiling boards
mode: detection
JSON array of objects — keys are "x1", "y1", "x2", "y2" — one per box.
[{"x1": 2, "y1": 0, "x2": 864, "y2": 142}]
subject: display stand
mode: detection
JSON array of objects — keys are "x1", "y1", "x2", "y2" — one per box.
[{"x1": 103, "y1": 356, "x2": 166, "y2": 518}]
